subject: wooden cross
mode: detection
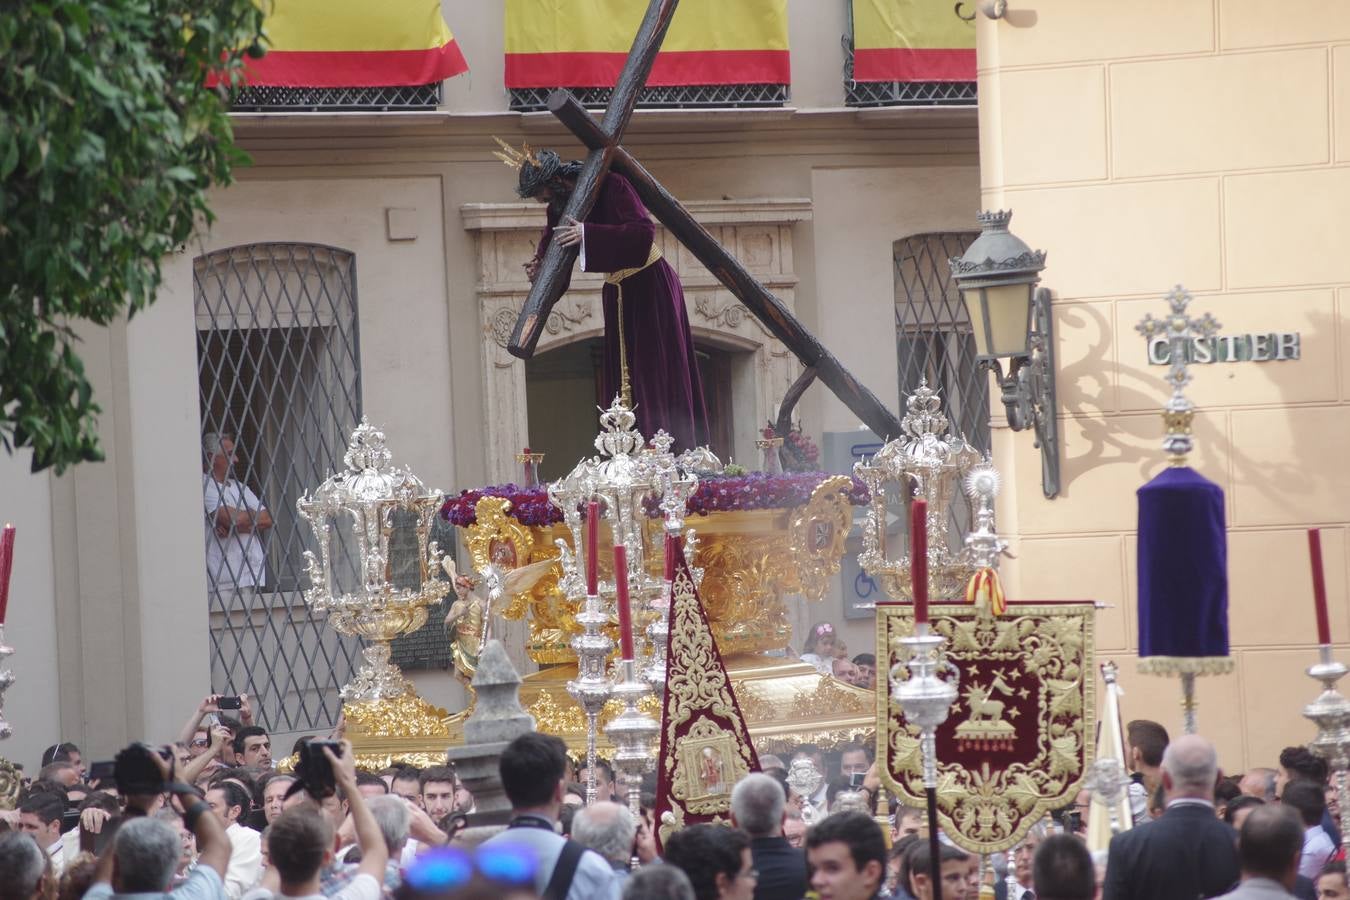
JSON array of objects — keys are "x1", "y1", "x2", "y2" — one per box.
[{"x1": 507, "y1": 0, "x2": 903, "y2": 441}]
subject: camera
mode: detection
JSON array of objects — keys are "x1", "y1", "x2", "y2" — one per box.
[
  {"x1": 113, "y1": 743, "x2": 172, "y2": 795},
  {"x1": 216, "y1": 696, "x2": 243, "y2": 710},
  {"x1": 88, "y1": 760, "x2": 116, "y2": 787},
  {"x1": 294, "y1": 739, "x2": 343, "y2": 800}
]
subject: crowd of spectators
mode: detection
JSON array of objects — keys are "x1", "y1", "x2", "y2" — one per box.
[{"x1": 0, "y1": 702, "x2": 1341, "y2": 900}]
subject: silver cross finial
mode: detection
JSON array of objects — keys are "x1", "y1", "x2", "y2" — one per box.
[{"x1": 1135, "y1": 285, "x2": 1220, "y2": 463}]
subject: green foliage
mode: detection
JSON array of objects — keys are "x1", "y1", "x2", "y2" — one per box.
[{"x1": 0, "y1": 0, "x2": 265, "y2": 473}]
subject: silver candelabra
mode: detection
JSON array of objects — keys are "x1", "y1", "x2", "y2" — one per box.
[
  {"x1": 1304, "y1": 644, "x2": 1350, "y2": 850},
  {"x1": 891, "y1": 625, "x2": 959, "y2": 900},
  {"x1": 549, "y1": 398, "x2": 701, "y2": 701},
  {"x1": 0, "y1": 626, "x2": 13, "y2": 740},
  {"x1": 605, "y1": 658, "x2": 659, "y2": 819},
  {"x1": 567, "y1": 590, "x2": 615, "y2": 805}
]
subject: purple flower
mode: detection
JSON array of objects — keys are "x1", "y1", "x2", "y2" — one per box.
[{"x1": 439, "y1": 472, "x2": 869, "y2": 527}]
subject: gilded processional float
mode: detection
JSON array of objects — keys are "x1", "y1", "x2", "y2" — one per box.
[
  {"x1": 292, "y1": 370, "x2": 1104, "y2": 855},
  {"x1": 299, "y1": 396, "x2": 876, "y2": 769}
]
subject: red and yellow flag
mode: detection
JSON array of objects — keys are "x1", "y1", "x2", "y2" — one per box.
[
  {"x1": 243, "y1": 0, "x2": 468, "y2": 87},
  {"x1": 505, "y1": 0, "x2": 789, "y2": 88},
  {"x1": 851, "y1": 0, "x2": 974, "y2": 82}
]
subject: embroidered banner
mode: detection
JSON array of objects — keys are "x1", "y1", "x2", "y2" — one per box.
[
  {"x1": 877, "y1": 601, "x2": 1097, "y2": 852},
  {"x1": 851, "y1": 0, "x2": 975, "y2": 82},
  {"x1": 242, "y1": 0, "x2": 468, "y2": 87},
  {"x1": 504, "y1": 0, "x2": 790, "y2": 88},
  {"x1": 654, "y1": 546, "x2": 760, "y2": 845}
]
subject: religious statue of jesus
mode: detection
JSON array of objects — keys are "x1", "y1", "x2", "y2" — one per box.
[{"x1": 500, "y1": 141, "x2": 710, "y2": 451}]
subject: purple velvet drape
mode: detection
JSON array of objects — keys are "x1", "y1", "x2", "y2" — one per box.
[
  {"x1": 1136, "y1": 466, "x2": 1230, "y2": 659},
  {"x1": 538, "y1": 174, "x2": 710, "y2": 451}
]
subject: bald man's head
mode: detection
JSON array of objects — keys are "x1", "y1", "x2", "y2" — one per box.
[{"x1": 1161, "y1": 734, "x2": 1219, "y2": 800}]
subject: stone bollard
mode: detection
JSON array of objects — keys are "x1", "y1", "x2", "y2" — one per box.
[{"x1": 446, "y1": 639, "x2": 535, "y2": 842}]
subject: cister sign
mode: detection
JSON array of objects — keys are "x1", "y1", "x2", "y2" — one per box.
[{"x1": 1146, "y1": 332, "x2": 1301, "y2": 365}]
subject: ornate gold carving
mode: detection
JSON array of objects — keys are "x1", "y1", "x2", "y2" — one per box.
[
  {"x1": 344, "y1": 691, "x2": 451, "y2": 739},
  {"x1": 0, "y1": 758, "x2": 20, "y2": 810},
  {"x1": 789, "y1": 676, "x2": 873, "y2": 721},
  {"x1": 460, "y1": 482, "x2": 856, "y2": 666},
  {"x1": 523, "y1": 686, "x2": 661, "y2": 748},
  {"x1": 789, "y1": 476, "x2": 856, "y2": 601},
  {"x1": 527, "y1": 689, "x2": 587, "y2": 736},
  {"x1": 465, "y1": 497, "x2": 536, "y2": 619},
  {"x1": 879, "y1": 603, "x2": 1097, "y2": 853}
]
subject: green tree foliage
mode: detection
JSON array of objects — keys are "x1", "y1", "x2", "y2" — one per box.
[{"x1": 0, "y1": 1, "x2": 265, "y2": 473}]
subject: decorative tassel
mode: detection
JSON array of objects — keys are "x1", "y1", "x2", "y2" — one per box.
[{"x1": 965, "y1": 567, "x2": 1006, "y2": 616}]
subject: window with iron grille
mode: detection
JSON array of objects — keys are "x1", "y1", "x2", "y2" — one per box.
[
  {"x1": 840, "y1": 11, "x2": 976, "y2": 108},
  {"x1": 894, "y1": 231, "x2": 989, "y2": 531},
  {"x1": 231, "y1": 83, "x2": 442, "y2": 112},
  {"x1": 195, "y1": 243, "x2": 366, "y2": 734},
  {"x1": 507, "y1": 83, "x2": 788, "y2": 113}
]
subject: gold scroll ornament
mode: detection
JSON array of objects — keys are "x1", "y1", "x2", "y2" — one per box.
[{"x1": 877, "y1": 602, "x2": 1097, "y2": 853}]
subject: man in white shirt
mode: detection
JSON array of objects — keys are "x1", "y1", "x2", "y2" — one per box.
[
  {"x1": 1281, "y1": 780, "x2": 1335, "y2": 881},
  {"x1": 206, "y1": 781, "x2": 262, "y2": 899},
  {"x1": 18, "y1": 793, "x2": 66, "y2": 876},
  {"x1": 203, "y1": 433, "x2": 272, "y2": 591}
]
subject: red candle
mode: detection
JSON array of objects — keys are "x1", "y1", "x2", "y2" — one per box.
[
  {"x1": 0, "y1": 524, "x2": 14, "y2": 626},
  {"x1": 664, "y1": 532, "x2": 679, "y2": 583},
  {"x1": 585, "y1": 502, "x2": 599, "y2": 596},
  {"x1": 911, "y1": 499, "x2": 928, "y2": 625},
  {"x1": 1310, "y1": 528, "x2": 1331, "y2": 645},
  {"x1": 614, "y1": 544, "x2": 635, "y2": 659}
]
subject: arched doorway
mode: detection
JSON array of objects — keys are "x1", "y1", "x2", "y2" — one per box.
[{"x1": 525, "y1": 337, "x2": 739, "y2": 481}]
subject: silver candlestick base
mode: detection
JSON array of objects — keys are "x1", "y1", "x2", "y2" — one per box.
[
  {"x1": 890, "y1": 626, "x2": 959, "y2": 787},
  {"x1": 605, "y1": 658, "x2": 658, "y2": 820},
  {"x1": 567, "y1": 592, "x2": 615, "y2": 805},
  {"x1": 1304, "y1": 643, "x2": 1350, "y2": 851},
  {"x1": 890, "y1": 625, "x2": 959, "y2": 900},
  {"x1": 642, "y1": 582, "x2": 671, "y2": 696},
  {"x1": 0, "y1": 625, "x2": 14, "y2": 740}
]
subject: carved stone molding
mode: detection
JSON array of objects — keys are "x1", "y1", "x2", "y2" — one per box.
[{"x1": 463, "y1": 199, "x2": 812, "y2": 482}]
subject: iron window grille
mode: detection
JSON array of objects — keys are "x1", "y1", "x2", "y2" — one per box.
[
  {"x1": 840, "y1": 7, "x2": 977, "y2": 108},
  {"x1": 894, "y1": 231, "x2": 989, "y2": 537},
  {"x1": 231, "y1": 83, "x2": 442, "y2": 112},
  {"x1": 508, "y1": 82, "x2": 788, "y2": 112},
  {"x1": 195, "y1": 243, "x2": 366, "y2": 734}
]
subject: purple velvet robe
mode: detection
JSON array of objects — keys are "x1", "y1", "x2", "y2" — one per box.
[{"x1": 538, "y1": 173, "x2": 710, "y2": 450}]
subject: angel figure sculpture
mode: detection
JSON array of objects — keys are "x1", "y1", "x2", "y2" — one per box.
[{"x1": 442, "y1": 554, "x2": 555, "y2": 681}]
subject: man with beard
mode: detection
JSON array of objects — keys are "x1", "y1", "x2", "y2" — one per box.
[{"x1": 502, "y1": 141, "x2": 709, "y2": 450}]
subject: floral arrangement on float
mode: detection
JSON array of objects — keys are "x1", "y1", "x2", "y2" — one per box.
[{"x1": 441, "y1": 471, "x2": 869, "y2": 527}]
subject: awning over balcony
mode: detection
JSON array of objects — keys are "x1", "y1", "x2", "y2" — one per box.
[
  {"x1": 241, "y1": 0, "x2": 469, "y2": 87},
  {"x1": 852, "y1": 0, "x2": 975, "y2": 82},
  {"x1": 505, "y1": 0, "x2": 789, "y2": 88}
]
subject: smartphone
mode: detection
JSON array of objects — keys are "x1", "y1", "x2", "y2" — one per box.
[
  {"x1": 216, "y1": 696, "x2": 243, "y2": 710},
  {"x1": 88, "y1": 760, "x2": 116, "y2": 785},
  {"x1": 849, "y1": 772, "x2": 866, "y2": 789}
]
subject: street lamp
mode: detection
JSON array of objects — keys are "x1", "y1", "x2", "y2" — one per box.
[{"x1": 949, "y1": 210, "x2": 1060, "y2": 499}]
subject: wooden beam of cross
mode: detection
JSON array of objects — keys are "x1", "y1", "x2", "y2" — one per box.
[{"x1": 506, "y1": 0, "x2": 902, "y2": 441}]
